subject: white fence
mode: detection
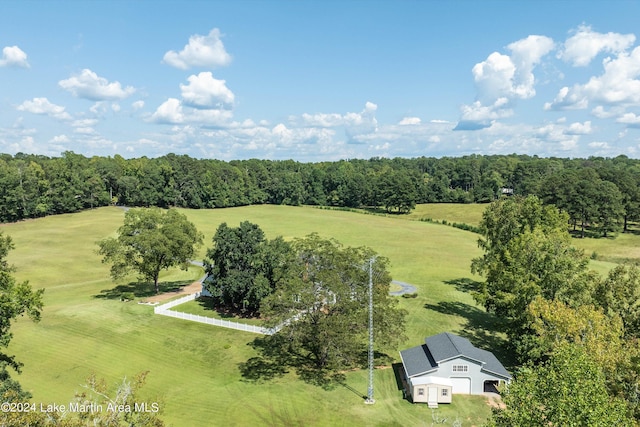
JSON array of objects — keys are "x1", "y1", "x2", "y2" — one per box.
[{"x1": 154, "y1": 292, "x2": 275, "y2": 335}]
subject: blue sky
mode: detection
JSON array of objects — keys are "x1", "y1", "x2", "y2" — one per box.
[{"x1": 2, "y1": 0, "x2": 640, "y2": 161}]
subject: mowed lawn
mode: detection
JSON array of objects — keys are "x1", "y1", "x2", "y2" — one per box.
[
  {"x1": 5, "y1": 205, "x2": 499, "y2": 426},
  {"x1": 406, "y1": 203, "x2": 488, "y2": 226}
]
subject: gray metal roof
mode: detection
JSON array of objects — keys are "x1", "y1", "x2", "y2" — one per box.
[
  {"x1": 400, "y1": 332, "x2": 512, "y2": 380},
  {"x1": 399, "y1": 344, "x2": 437, "y2": 378}
]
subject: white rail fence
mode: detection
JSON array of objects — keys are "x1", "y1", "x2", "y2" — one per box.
[{"x1": 154, "y1": 292, "x2": 275, "y2": 335}]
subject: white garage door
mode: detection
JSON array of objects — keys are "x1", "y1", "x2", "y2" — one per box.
[{"x1": 450, "y1": 377, "x2": 471, "y2": 394}]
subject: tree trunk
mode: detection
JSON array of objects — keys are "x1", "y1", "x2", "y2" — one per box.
[
  {"x1": 624, "y1": 215, "x2": 628, "y2": 233},
  {"x1": 154, "y1": 271, "x2": 160, "y2": 294}
]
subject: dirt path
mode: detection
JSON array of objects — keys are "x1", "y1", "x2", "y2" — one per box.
[{"x1": 141, "y1": 281, "x2": 202, "y2": 303}]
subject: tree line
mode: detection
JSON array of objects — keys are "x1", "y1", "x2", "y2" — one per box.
[
  {"x1": 3, "y1": 151, "x2": 640, "y2": 234},
  {"x1": 474, "y1": 196, "x2": 640, "y2": 425}
]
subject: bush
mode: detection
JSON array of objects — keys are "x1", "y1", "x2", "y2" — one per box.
[
  {"x1": 120, "y1": 292, "x2": 135, "y2": 302},
  {"x1": 401, "y1": 293, "x2": 418, "y2": 299}
]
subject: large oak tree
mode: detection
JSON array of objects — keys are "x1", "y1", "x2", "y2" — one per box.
[
  {"x1": 98, "y1": 208, "x2": 203, "y2": 294},
  {"x1": 256, "y1": 234, "x2": 407, "y2": 377}
]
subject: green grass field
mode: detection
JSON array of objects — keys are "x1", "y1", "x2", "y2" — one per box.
[
  {"x1": 7, "y1": 203, "x2": 638, "y2": 426},
  {"x1": 406, "y1": 203, "x2": 488, "y2": 226}
]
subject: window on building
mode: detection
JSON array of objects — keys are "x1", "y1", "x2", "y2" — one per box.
[
  {"x1": 418, "y1": 388, "x2": 424, "y2": 396},
  {"x1": 452, "y1": 365, "x2": 468, "y2": 373},
  {"x1": 442, "y1": 389, "x2": 448, "y2": 397}
]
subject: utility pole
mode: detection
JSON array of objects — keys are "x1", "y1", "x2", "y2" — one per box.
[{"x1": 365, "y1": 256, "x2": 375, "y2": 404}]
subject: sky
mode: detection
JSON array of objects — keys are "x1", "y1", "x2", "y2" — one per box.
[{"x1": 2, "y1": 0, "x2": 640, "y2": 161}]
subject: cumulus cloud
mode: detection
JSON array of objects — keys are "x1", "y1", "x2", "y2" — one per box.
[
  {"x1": 458, "y1": 34, "x2": 553, "y2": 130},
  {"x1": 398, "y1": 117, "x2": 421, "y2": 125},
  {"x1": 59, "y1": 69, "x2": 135, "y2": 101},
  {"x1": 455, "y1": 99, "x2": 512, "y2": 130},
  {"x1": 50, "y1": 135, "x2": 70, "y2": 144},
  {"x1": 617, "y1": 112, "x2": 640, "y2": 127},
  {"x1": 17, "y1": 97, "x2": 72, "y2": 120},
  {"x1": 132, "y1": 100, "x2": 145, "y2": 110},
  {"x1": 149, "y1": 97, "x2": 232, "y2": 125},
  {"x1": 180, "y1": 72, "x2": 234, "y2": 109},
  {"x1": 472, "y1": 35, "x2": 554, "y2": 103},
  {"x1": 559, "y1": 25, "x2": 636, "y2": 66},
  {"x1": 564, "y1": 120, "x2": 592, "y2": 135},
  {"x1": 546, "y1": 45, "x2": 640, "y2": 110},
  {"x1": 72, "y1": 119, "x2": 98, "y2": 128},
  {"x1": 589, "y1": 141, "x2": 611, "y2": 149},
  {"x1": 293, "y1": 102, "x2": 378, "y2": 138},
  {"x1": 150, "y1": 98, "x2": 184, "y2": 124},
  {"x1": 0, "y1": 45, "x2": 29, "y2": 68},
  {"x1": 508, "y1": 35, "x2": 556, "y2": 98},
  {"x1": 163, "y1": 28, "x2": 231, "y2": 70}
]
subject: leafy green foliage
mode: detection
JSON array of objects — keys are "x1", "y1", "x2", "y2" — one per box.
[
  {"x1": 0, "y1": 371, "x2": 165, "y2": 427},
  {"x1": 471, "y1": 196, "x2": 598, "y2": 361},
  {"x1": 251, "y1": 234, "x2": 407, "y2": 381},
  {"x1": 97, "y1": 208, "x2": 203, "y2": 294},
  {"x1": 527, "y1": 297, "x2": 624, "y2": 371},
  {"x1": 204, "y1": 221, "x2": 294, "y2": 314},
  {"x1": 595, "y1": 264, "x2": 640, "y2": 338},
  {"x1": 0, "y1": 233, "x2": 44, "y2": 373},
  {"x1": 489, "y1": 344, "x2": 632, "y2": 427}
]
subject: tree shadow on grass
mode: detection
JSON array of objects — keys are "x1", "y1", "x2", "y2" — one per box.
[
  {"x1": 239, "y1": 334, "x2": 367, "y2": 391},
  {"x1": 94, "y1": 280, "x2": 189, "y2": 299},
  {"x1": 444, "y1": 278, "x2": 483, "y2": 294},
  {"x1": 194, "y1": 296, "x2": 260, "y2": 319},
  {"x1": 424, "y1": 300, "x2": 515, "y2": 369}
]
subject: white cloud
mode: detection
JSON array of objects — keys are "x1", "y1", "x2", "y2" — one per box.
[
  {"x1": 180, "y1": 72, "x2": 234, "y2": 109},
  {"x1": 472, "y1": 52, "x2": 516, "y2": 103},
  {"x1": 74, "y1": 127, "x2": 97, "y2": 135},
  {"x1": 559, "y1": 25, "x2": 636, "y2": 66},
  {"x1": 50, "y1": 135, "x2": 70, "y2": 144},
  {"x1": 72, "y1": 119, "x2": 98, "y2": 127},
  {"x1": 591, "y1": 105, "x2": 624, "y2": 118},
  {"x1": 59, "y1": 69, "x2": 135, "y2": 101},
  {"x1": 17, "y1": 97, "x2": 72, "y2": 120},
  {"x1": 460, "y1": 34, "x2": 553, "y2": 130},
  {"x1": 293, "y1": 102, "x2": 378, "y2": 137},
  {"x1": 299, "y1": 113, "x2": 343, "y2": 127},
  {"x1": 132, "y1": 100, "x2": 145, "y2": 110},
  {"x1": 507, "y1": 35, "x2": 555, "y2": 99},
  {"x1": 617, "y1": 112, "x2": 640, "y2": 127},
  {"x1": 472, "y1": 35, "x2": 554, "y2": 103},
  {"x1": 564, "y1": 120, "x2": 592, "y2": 135},
  {"x1": 547, "y1": 44, "x2": 640, "y2": 110},
  {"x1": 398, "y1": 117, "x2": 421, "y2": 125},
  {"x1": 150, "y1": 98, "x2": 184, "y2": 124},
  {"x1": 589, "y1": 141, "x2": 610, "y2": 149},
  {"x1": 163, "y1": 28, "x2": 231, "y2": 70},
  {"x1": 0, "y1": 45, "x2": 29, "y2": 68},
  {"x1": 149, "y1": 97, "x2": 233, "y2": 125},
  {"x1": 544, "y1": 86, "x2": 589, "y2": 110}
]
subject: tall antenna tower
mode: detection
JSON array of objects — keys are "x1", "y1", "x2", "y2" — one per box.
[{"x1": 365, "y1": 256, "x2": 375, "y2": 404}]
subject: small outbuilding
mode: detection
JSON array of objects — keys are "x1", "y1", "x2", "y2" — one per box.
[{"x1": 399, "y1": 332, "x2": 511, "y2": 404}]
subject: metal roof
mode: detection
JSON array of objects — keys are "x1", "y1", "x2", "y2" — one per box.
[{"x1": 400, "y1": 332, "x2": 512, "y2": 380}]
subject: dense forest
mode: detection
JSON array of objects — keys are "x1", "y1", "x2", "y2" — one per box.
[{"x1": 1, "y1": 152, "x2": 639, "y2": 235}]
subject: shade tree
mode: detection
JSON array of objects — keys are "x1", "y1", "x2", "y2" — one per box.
[
  {"x1": 256, "y1": 234, "x2": 407, "y2": 377},
  {"x1": 203, "y1": 221, "x2": 294, "y2": 315},
  {"x1": 98, "y1": 208, "x2": 203, "y2": 294}
]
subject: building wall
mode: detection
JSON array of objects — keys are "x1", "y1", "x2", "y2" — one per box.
[
  {"x1": 410, "y1": 384, "x2": 452, "y2": 404},
  {"x1": 437, "y1": 356, "x2": 508, "y2": 394}
]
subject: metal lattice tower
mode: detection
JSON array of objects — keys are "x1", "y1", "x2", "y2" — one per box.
[{"x1": 365, "y1": 256, "x2": 375, "y2": 404}]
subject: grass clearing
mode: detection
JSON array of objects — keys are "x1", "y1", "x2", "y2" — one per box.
[
  {"x1": 4, "y1": 205, "x2": 505, "y2": 425},
  {"x1": 406, "y1": 203, "x2": 488, "y2": 226},
  {"x1": 172, "y1": 298, "x2": 265, "y2": 326}
]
